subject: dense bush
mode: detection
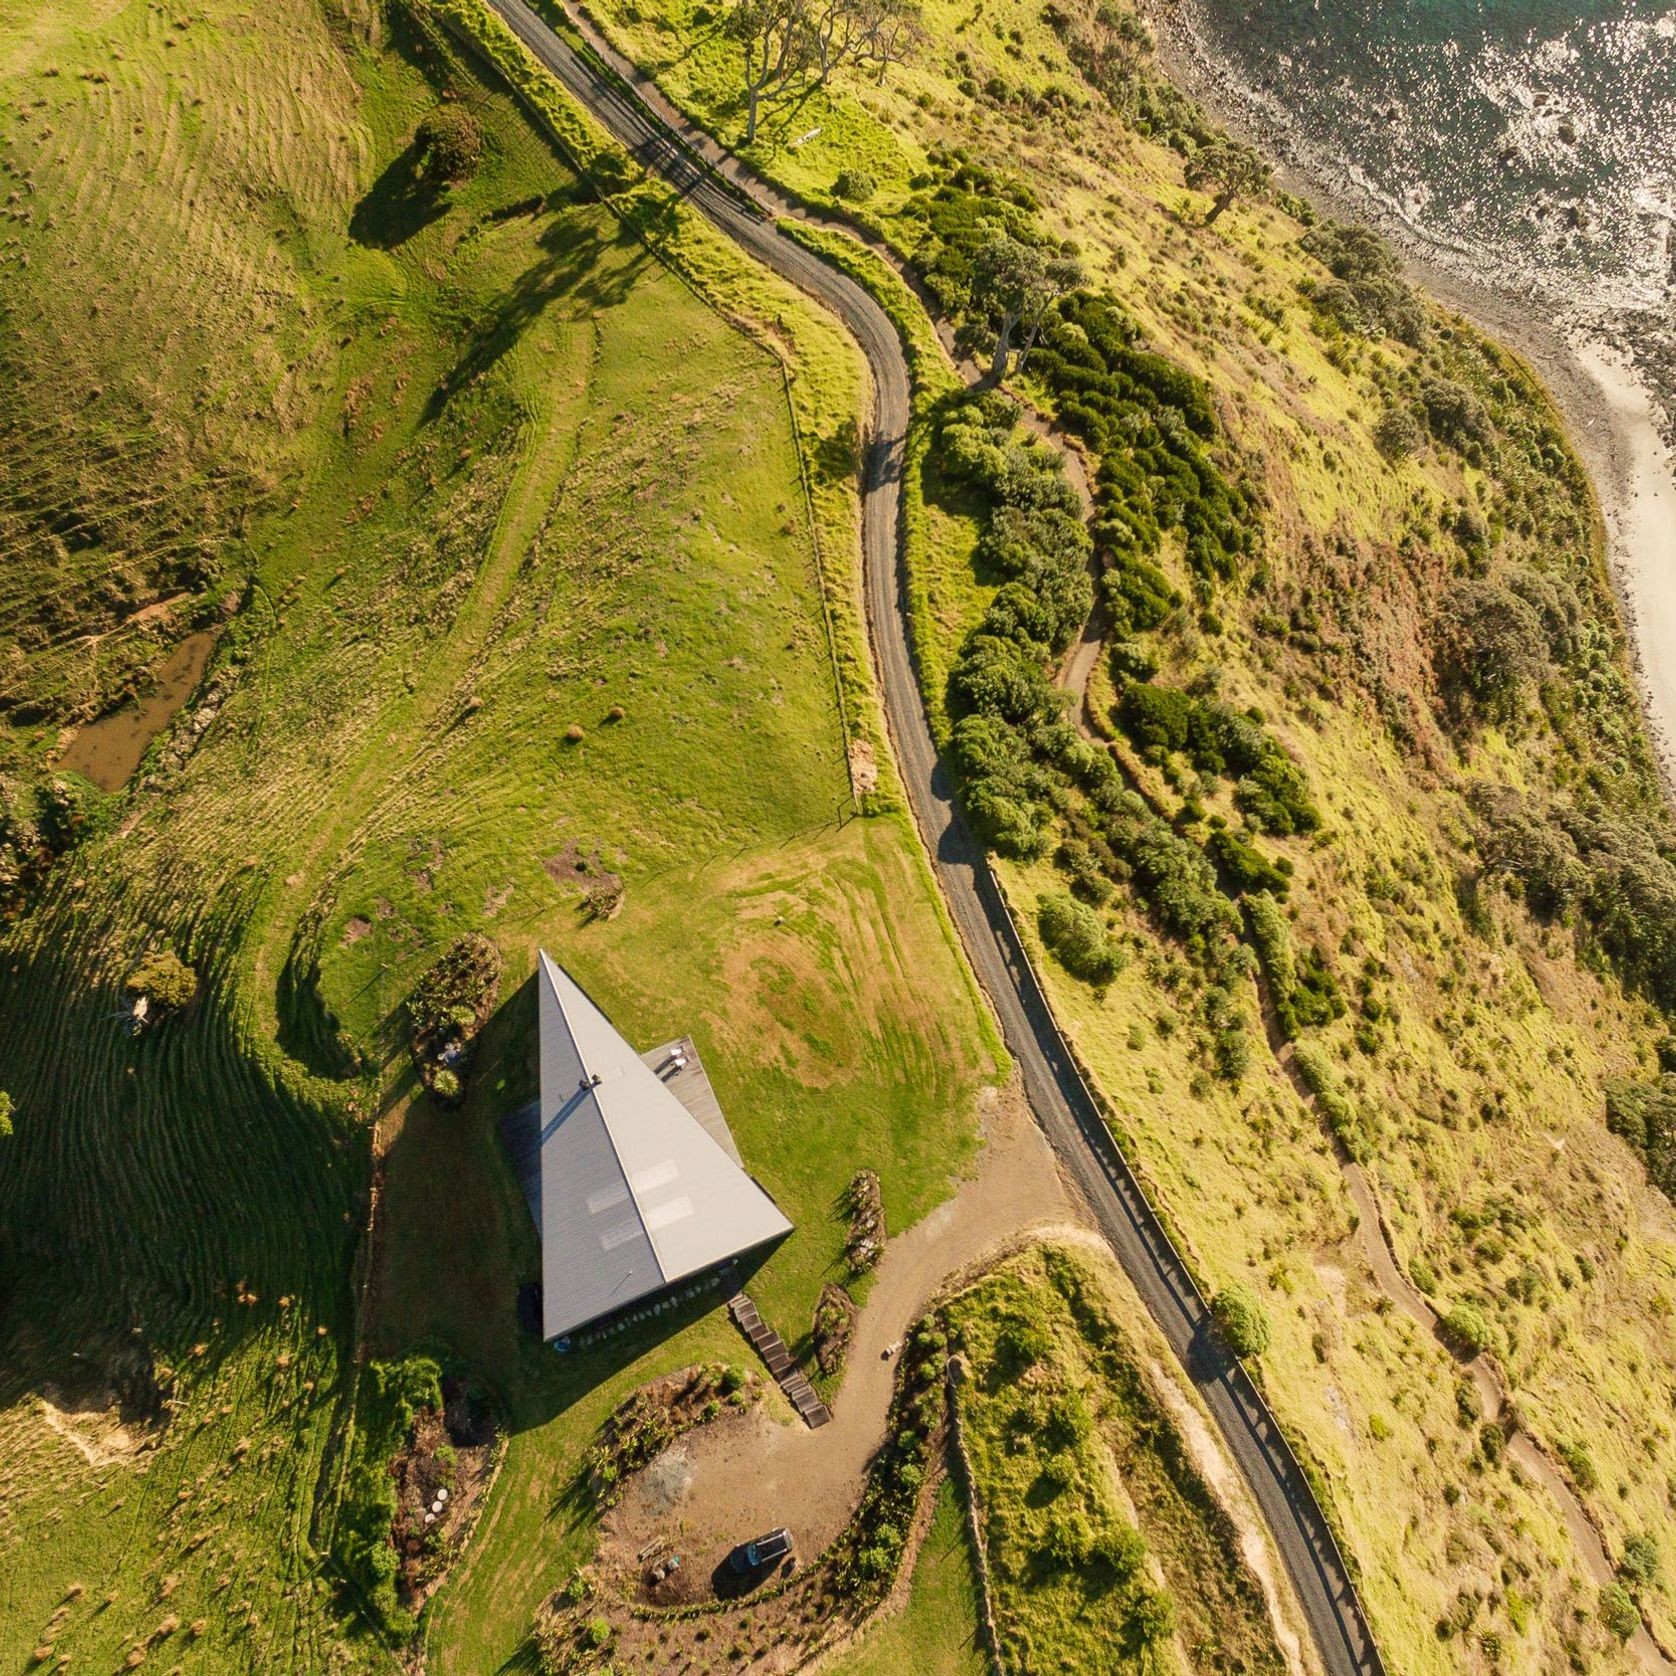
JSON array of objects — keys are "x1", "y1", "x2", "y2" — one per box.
[
  {"x1": 1419, "y1": 376, "x2": 1492, "y2": 449},
  {"x1": 1030, "y1": 293, "x2": 1254, "y2": 585},
  {"x1": 1292, "y1": 1040, "x2": 1367, "y2": 1159},
  {"x1": 936, "y1": 396, "x2": 1095, "y2": 865},
  {"x1": 1600, "y1": 1582, "x2": 1640, "y2": 1642},
  {"x1": 1605, "y1": 1076, "x2": 1676, "y2": 1200},
  {"x1": 1475, "y1": 787, "x2": 1676, "y2": 1026},
  {"x1": 832, "y1": 167, "x2": 877, "y2": 201},
  {"x1": 1440, "y1": 1303, "x2": 1493, "y2": 1357},
  {"x1": 1112, "y1": 683, "x2": 1320, "y2": 834},
  {"x1": 1300, "y1": 223, "x2": 1427, "y2": 347},
  {"x1": 1621, "y1": 1532, "x2": 1661, "y2": 1594},
  {"x1": 1206, "y1": 827, "x2": 1289, "y2": 899},
  {"x1": 334, "y1": 1355, "x2": 443, "y2": 1635},
  {"x1": 1037, "y1": 890, "x2": 1124, "y2": 984},
  {"x1": 1372, "y1": 404, "x2": 1422, "y2": 462},
  {"x1": 1433, "y1": 578, "x2": 1549, "y2": 726}
]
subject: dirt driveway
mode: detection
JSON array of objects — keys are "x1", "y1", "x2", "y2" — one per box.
[{"x1": 604, "y1": 1079, "x2": 1081, "y2": 1582}]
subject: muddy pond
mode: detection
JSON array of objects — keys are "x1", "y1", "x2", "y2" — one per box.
[{"x1": 57, "y1": 630, "x2": 216, "y2": 792}]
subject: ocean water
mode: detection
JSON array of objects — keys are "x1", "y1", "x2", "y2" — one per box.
[{"x1": 1182, "y1": 0, "x2": 1676, "y2": 319}]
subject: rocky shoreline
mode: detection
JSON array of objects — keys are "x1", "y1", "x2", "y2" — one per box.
[{"x1": 1146, "y1": 0, "x2": 1676, "y2": 784}]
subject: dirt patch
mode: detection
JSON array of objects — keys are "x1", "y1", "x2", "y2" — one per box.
[
  {"x1": 54, "y1": 629, "x2": 216, "y2": 793},
  {"x1": 38, "y1": 1387, "x2": 160, "y2": 1471},
  {"x1": 542, "y1": 841, "x2": 620, "y2": 893},
  {"x1": 847, "y1": 737, "x2": 879, "y2": 796},
  {"x1": 546, "y1": 1332, "x2": 950, "y2": 1676},
  {"x1": 589, "y1": 1365, "x2": 757, "y2": 1508},
  {"x1": 341, "y1": 915, "x2": 373, "y2": 945},
  {"x1": 389, "y1": 1378, "x2": 498, "y2": 1614},
  {"x1": 603, "y1": 1079, "x2": 1073, "y2": 1586}
]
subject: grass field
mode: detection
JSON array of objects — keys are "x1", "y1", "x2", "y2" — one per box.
[
  {"x1": 0, "y1": 3, "x2": 1001, "y2": 1670},
  {"x1": 553, "y1": 0, "x2": 1676, "y2": 1667},
  {"x1": 823, "y1": 1481, "x2": 988, "y2": 1676}
]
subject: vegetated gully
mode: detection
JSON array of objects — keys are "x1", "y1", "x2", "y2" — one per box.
[{"x1": 481, "y1": 1, "x2": 1380, "y2": 1670}]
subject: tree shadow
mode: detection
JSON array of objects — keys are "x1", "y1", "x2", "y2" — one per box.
[
  {"x1": 422, "y1": 216, "x2": 649, "y2": 422},
  {"x1": 350, "y1": 144, "x2": 449, "y2": 251}
]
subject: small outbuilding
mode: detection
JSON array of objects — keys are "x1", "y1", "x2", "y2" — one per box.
[{"x1": 525, "y1": 951, "x2": 791, "y2": 1344}]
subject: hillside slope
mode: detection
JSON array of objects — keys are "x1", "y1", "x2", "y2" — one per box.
[{"x1": 551, "y1": 0, "x2": 1676, "y2": 1667}]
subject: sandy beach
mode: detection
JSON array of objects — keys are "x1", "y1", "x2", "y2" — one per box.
[{"x1": 1149, "y1": 0, "x2": 1676, "y2": 785}]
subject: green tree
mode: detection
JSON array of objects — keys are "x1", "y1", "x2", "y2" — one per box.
[
  {"x1": 968, "y1": 231, "x2": 1084, "y2": 379},
  {"x1": 0, "y1": 1088, "x2": 12, "y2": 1140},
  {"x1": 726, "y1": 0, "x2": 816, "y2": 144},
  {"x1": 1183, "y1": 137, "x2": 1272, "y2": 225},
  {"x1": 415, "y1": 104, "x2": 484, "y2": 185}
]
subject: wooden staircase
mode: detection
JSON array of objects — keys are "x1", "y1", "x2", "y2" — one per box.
[{"x1": 729, "y1": 1292, "x2": 831, "y2": 1428}]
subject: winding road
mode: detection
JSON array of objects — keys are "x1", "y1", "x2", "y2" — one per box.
[{"x1": 474, "y1": 2, "x2": 1386, "y2": 1669}]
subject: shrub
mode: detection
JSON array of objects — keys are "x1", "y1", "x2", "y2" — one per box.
[
  {"x1": 1558, "y1": 1438, "x2": 1599, "y2": 1492},
  {"x1": 1440, "y1": 1303, "x2": 1492, "y2": 1357},
  {"x1": 1207, "y1": 827, "x2": 1288, "y2": 898},
  {"x1": 1600, "y1": 1582, "x2": 1640, "y2": 1642},
  {"x1": 1621, "y1": 1532, "x2": 1660, "y2": 1592},
  {"x1": 1097, "y1": 1522, "x2": 1146, "y2": 1579},
  {"x1": 430, "y1": 1066, "x2": 461, "y2": 1101},
  {"x1": 0, "y1": 1089, "x2": 11, "y2": 1141},
  {"x1": 1211, "y1": 1286, "x2": 1271, "y2": 1358},
  {"x1": 127, "y1": 950, "x2": 198, "y2": 1012},
  {"x1": 995, "y1": 1315, "x2": 1053, "y2": 1372},
  {"x1": 1373, "y1": 405, "x2": 1422, "y2": 462},
  {"x1": 1042, "y1": 1508, "x2": 1095, "y2": 1567},
  {"x1": 1125, "y1": 1586, "x2": 1176, "y2": 1650},
  {"x1": 416, "y1": 104, "x2": 484, "y2": 184},
  {"x1": 1037, "y1": 891, "x2": 1124, "y2": 984},
  {"x1": 832, "y1": 167, "x2": 877, "y2": 201}
]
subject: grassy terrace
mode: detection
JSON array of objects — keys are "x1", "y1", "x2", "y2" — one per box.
[
  {"x1": 0, "y1": 2, "x2": 999, "y2": 1670},
  {"x1": 944, "y1": 1244, "x2": 1286, "y2": 1676}
]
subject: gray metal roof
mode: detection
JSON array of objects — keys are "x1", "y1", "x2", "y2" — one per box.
[{"x1": 536, "y1": 951, "x2": 791, "y2": 1340}]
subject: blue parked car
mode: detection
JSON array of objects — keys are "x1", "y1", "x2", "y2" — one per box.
[{"x1": 727, "y1": 1528, "x2": 793, "y2": 1574}]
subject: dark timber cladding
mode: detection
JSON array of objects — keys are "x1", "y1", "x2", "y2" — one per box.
[{"x1": 535, "y1": 952, "x2": 791, "y2": 1341}]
